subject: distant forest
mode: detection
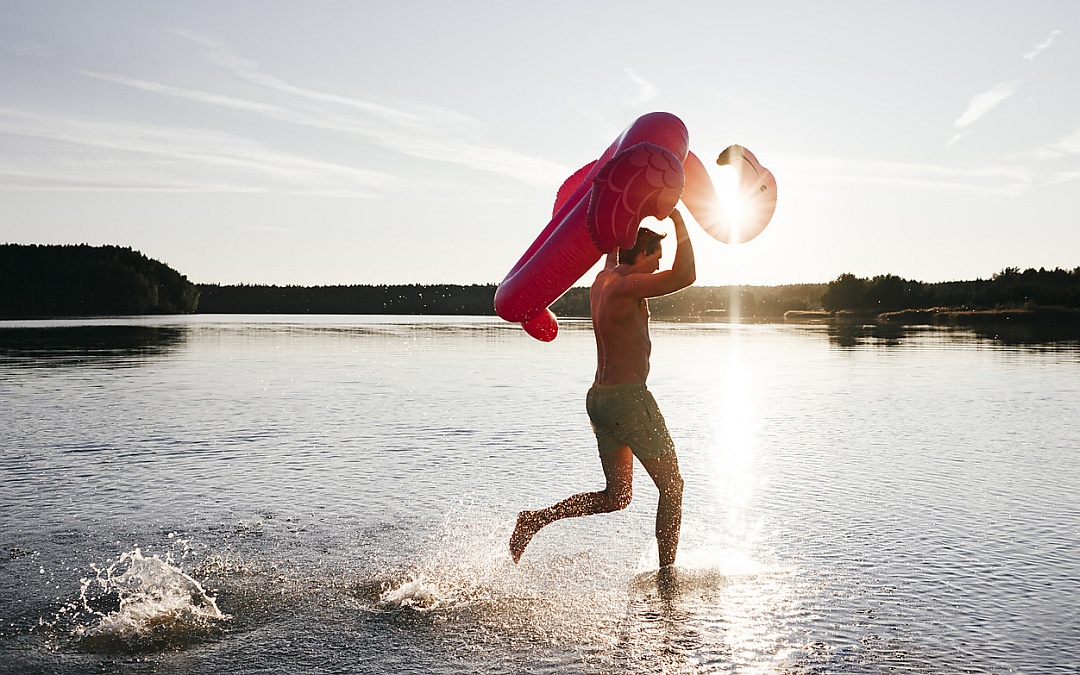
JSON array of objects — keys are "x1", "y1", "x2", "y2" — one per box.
[
  {"x1": 1, "y1": 244, "x2": 199, "y2": 317},
  {"x1": 200, "y1": 267, "x2": 1080, "y2": 319},
  {"x1": 196, "y1": 281, "x2": 828, "y2": 318},
  {"x1": 197, "y1": 283, "x2": 497, "y2": 315},
  {"x1": 820, "y1": 268, "x2": 1080, "y2": 313},
  {"x1": 2, "y1": 244, "x2": 1078, "y2": 320},
  {"x1": 547, "y1": 283, "x2": 827, "y2": 319}
]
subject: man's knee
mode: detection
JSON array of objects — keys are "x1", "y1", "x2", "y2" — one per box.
[{"x1": 608, "y1": 485, "x2": 632, "y2": 511}]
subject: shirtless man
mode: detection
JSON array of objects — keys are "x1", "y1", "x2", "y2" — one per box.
[{"x1": 510, "y1": 208, "x2": 695, "y2": 568}]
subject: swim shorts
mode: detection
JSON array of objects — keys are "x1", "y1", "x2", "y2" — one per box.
[{"x1": 586, "y1": 383, "x2": 675, "y2": 460}]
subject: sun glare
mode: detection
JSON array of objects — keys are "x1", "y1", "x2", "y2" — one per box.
[{"x1": 710, "y1": 164, "x2": 747, "y2": 241}]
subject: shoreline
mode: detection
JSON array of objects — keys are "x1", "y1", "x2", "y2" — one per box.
[
  {"x1": 4, "y1": 307, "x2": 1080, "y2": 328},
  {"x1": 784, "y1": 307, "x2": 1080, "y2": 327}
]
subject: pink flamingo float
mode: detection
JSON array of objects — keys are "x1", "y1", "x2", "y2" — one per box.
[{"x1": 494, "y1": 111, "x2": 777, "y2": 341}]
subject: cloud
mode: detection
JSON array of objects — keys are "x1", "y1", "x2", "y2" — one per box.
[
  {"x1": 1022, "y1": 29, "x2": 1062, "y2": 62},
  {"x1": 161, "y1": 30, "x2": 570, "y2": 189},
  {"x1": 170, "y1": 30, "x2": 440, "y2": 131},
  {"x1": 2, "y1": 30, "x2": 572, "y2": 195},
  {"x1": 75, "y1": 69, "x2": 387, "y2": 139},
  {"x1": 946, "y1": 80, "x2": 1020, "y2": 147},
  {"x1": 1049, "y1": 126, "x2": 1080, "y2": 154},
  {"x1": 944, "y1": 130, "x2": 972, "y2": 149},
  {"x1": 946, "y1": 31, "x2": 1064, "y2": 148},
  {"x1": 1023, "y1": 126, "x2": 1080, "y2": 160},
  {"x1": 954, "y1": 80, "x2": 1020, "y2": 130},
  {"x1": 622, "y1": 67, "x2": 659, "y2": 107},
  {"x1": 0, "y1": 106, "x2": 392, "y2": 196},
  {"x1": 566, "y1": 67, "x2": 660, "y2": 141},
  {"x1": 1045, "y1": 170, "x2": 1080, "y2": 186},
  {"x1": 777, "y1": 153, "x2": 1034, "y2": 197}
]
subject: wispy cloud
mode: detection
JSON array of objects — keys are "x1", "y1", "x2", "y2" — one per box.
[
  {"x1": 170, "y1": 30, "x2": 424, "y2": 128},
  {"x1": 954, "y1": 81, "x2": 1020, "y2": 129},
  {"x1": 1021, "y1": 124, "x2": 1080, "y2": 187},
  {"x1": 1048, "y1": 126, "x2": 1080, "y2": 155},
  {"x1": 75, "y1": 69, "x2": 386, "y2": 138},
  {"x1": 0, "y1": 106, "x2": 392, "y2": 196},
  {"x1": 946, "y1": 31, "x2": 1064, "y2": 148},
  {"x1": 163, "y1": 30, "x2": 570, "y2": 189},
  {"x1": 1, "y1": 31, "x2": 571, "y2": 195},
  {"x1": 566, "y1": 67, "x2": 661, "y2": 141},
  {"x1": 1022, "y1": 29, "x2": 1062, "y2": 61},
  {"x1": 622, "y1": 67, "x2": 659, "y2": 107},
  {"x1": 778, "y1": 153, "x2": 1035, "y2": 198},
  {"x1": 946, "y1": 80, "x2": 1020, "y2": 147},
  {"x1": 1044, "y1": 170, "x2": 1080, "y2": 186}
]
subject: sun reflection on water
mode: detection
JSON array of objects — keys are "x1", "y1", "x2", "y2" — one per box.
[
  {"x1": 713, "y1": 334, "x2": 760, "y2": 544},
  {"x1": 688, "y1": 330, "x2": 803, "y2": 673}
]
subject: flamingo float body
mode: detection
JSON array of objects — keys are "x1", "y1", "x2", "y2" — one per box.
[{"x1": 494, "y1": 112, "x2": 776, "y2": 341}]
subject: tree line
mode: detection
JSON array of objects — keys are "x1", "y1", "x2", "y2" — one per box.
[
  {"x1": 186, "y1": 268, "x2": 1080, "y2": 318},
  {"x1": 821, "y1": 267, "x2": 1080, "y2": 313},
  {"x1": 2, "y1": 244, "x2": 1077, "y2": 319},
  {"x1": 199, "y1": 282, "x2": 828, "y2": 318},
  {"x1": 197, "y1": 283, "x2": 498, "y2": 315},
  {"x1": 0, "y1": 244, "x2": 199, "y2": 317},
  {"x1": 550, "y1": 283, "x2": 827, "y2": 319}
]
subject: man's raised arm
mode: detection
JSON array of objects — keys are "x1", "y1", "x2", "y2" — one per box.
[
  {"x1": 668, "y1": 208, "x2": 696, "y2": 290},
  {"x1": 619, "y1": 208, "x2": 697, "y2": 300}
]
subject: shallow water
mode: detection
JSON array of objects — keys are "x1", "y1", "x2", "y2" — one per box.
[{"x1": 1, "y1": 316, "x2": 1078, "y2": 674}]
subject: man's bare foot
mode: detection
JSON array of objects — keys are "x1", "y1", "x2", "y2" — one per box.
[
  {"x1": 657, "y1": 564, "x2": 679, "y2": 600},
  {"x1": 509, "y1": 511, "x2": 541, "y2": 563}
]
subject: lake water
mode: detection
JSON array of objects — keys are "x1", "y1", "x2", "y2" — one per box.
[{"x1": 1, "y1": 315, "x2": 1078, "y2": 674}]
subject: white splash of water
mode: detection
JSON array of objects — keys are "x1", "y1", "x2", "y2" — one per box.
[
  {"x1": 74, "y1": 548, "x2": 227, "y2": 650},
  {"x1": 377, "y1": 575, "x2": 441, "y2": 610}
]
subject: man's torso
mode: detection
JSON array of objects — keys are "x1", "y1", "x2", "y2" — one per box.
[{"x1": 590, "y1": 269, "x2": 652, "y2": 385}]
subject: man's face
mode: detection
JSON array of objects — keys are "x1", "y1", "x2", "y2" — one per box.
[{"x1": 642, "y1": 246, "x2": 662, "y2": 272}]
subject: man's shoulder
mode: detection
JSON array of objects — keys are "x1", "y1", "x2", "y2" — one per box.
[
  {"x1": 603, "y1": 268, "x2": 656, "y2": 295},
  {"x1": 596, "y1": 274, "x2": 651, "y2": 312},
  {"x1": 593, "y1": 268, "x2": 623, "y2": 293}
]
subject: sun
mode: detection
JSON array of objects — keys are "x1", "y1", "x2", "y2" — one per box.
[{"x1": 710, "y1": 163, "x2": 748, "y2": 240}]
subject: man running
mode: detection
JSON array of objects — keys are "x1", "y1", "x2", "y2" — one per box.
[{"x1": 510, "y1": 208, "x2": 695, "y2": 568}]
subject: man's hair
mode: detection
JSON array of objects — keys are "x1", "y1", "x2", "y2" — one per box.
[{"x1": 618, "y1": 227, "x2": 666, "y2": 265}]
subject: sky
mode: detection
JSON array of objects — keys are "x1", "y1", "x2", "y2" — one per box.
[{"x1": 1, "y1": 0, "x2": 1078, "y2": 287}]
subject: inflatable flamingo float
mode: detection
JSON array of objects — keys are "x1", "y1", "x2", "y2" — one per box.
[{"x1": 494, "y1": 111, "x2": 777, "y2": 341}]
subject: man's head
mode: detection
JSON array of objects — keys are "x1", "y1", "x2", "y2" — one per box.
[{"x1": 619, "y1": 227, "x2": 666, "y2": 265}]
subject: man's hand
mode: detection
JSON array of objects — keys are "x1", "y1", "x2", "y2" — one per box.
[
  {"x1": 669, "y1": 207, "x2": 691, "y2": 245},
  {"x1": 669, "y1": 208, "x2": 685, "y2": 227}
]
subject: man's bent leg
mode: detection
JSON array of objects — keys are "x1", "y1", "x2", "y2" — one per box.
[
  {"x1": 510, "y1": 446, "x2": 634, "y2": 563},
  {"x1": 638, "y1": 450, "x2": 684, "y2": 568}
]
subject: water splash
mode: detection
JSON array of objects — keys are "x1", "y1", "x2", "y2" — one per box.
[
  {"x1": 362, "y1": 502, "x2": 631, "y2": 648},
  {"x1": 377, "y1": 575, "x2": 441, "y2": 610},
  {"x1": 366, "y1": 506, "x2": 507, "y2": 619},
  {"x1": 67, "y1": 548, "x2": 227, "y2": 652}
]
